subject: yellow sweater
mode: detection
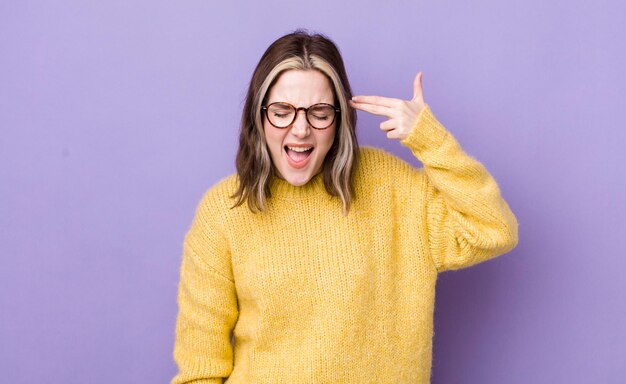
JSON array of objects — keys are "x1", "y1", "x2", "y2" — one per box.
[{"x1": 171, "y1": 105, "x2": 518, "y2": 383}]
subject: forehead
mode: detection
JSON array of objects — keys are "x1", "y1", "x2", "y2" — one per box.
[{"x1": 266, "y1": 69, "x2": 334, "y2": 105}]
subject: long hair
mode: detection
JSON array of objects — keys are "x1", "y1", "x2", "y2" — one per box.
[{"x1": 231, "y1": 29, "x2": 359, "y2": 215}]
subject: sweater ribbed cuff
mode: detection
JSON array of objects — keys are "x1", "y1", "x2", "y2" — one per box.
[{"x1": 399, "y1": 104, "x2": 449, "y2": 155}]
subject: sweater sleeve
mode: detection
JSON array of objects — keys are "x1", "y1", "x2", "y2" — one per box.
[
  {"x1": 171, "y1": 191, "x2": 239, "y2": 384},
  {"x1": 400, "y1": 105, "x2": 519, "y2": 272}
]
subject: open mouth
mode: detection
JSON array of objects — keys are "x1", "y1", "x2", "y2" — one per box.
[{"x1": 284, "y1": 145, "x2": 314, "y2": 163}]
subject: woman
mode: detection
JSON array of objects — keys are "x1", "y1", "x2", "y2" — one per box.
[{"x1": 171, "y1": 30, "x2": 518, "y2": 384}]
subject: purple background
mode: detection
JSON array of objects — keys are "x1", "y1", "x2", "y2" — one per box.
[{"x1": 1, "y1": 1, "x2": 625, "y2": 383}]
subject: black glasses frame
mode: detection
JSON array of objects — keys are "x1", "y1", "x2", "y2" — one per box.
[{"x1": 261, "y1": 102, "x2": 341, "y2": 130}]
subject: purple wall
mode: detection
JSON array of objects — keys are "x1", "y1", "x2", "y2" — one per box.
[{"x1": 1, "y1": 1, "x2": 625, "y2": 383}]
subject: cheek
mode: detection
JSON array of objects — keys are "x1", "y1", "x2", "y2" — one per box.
[
  {"x1": 263, "y1": 124, "x2": 284, "y2": 148},
  {"x1": 319, "y1": 126, "x2": 336, "y2": 149}
]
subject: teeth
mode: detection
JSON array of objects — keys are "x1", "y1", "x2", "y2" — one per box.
[{"x1": 287, "y1": 146, "x2": 312, "y2": 152}]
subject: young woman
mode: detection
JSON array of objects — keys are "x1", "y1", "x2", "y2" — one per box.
[{"x1": 171, "y1": 30, "x2": 518, "y2": 384}]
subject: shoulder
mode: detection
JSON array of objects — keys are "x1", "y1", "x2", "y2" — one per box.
[
  {"x1": 357, "y1": 146, "x2": 422, "y2": 179},
  {"x1": 353, "y1": 146, "x2": 427, "y2": 209},
  {"x1": 203, "y1": 173, "x2": 239, "y2": 200},
  {"x1": 195, "y1": 173, "x2": 240, "y2": 216}
]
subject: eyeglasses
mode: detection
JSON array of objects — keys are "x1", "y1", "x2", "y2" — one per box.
[{"x1": 261, "y1": 102, "x2": 340, "y2": 130}]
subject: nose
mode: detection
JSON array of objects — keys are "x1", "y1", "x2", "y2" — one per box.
[{"x1": 290, "y1": 110, "x2": 310, "y2": 138}]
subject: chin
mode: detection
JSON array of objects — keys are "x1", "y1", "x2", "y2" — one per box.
[
  {"x1": 285, "y1": 174, "x2": 313, "y2": 186},
  {"x1": 278, "y1": 167, "x2": 316, "y2": 186}
]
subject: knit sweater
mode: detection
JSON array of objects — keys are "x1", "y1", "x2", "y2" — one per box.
[{"x1": 171, "y1": 105, "x2": 519, "y2": 384}]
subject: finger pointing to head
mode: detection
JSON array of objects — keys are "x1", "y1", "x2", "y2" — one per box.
[{"x1": 349, "y1": 99, "x2": 393, "y2": 118}]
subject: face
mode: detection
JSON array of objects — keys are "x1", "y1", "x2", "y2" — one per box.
[{"x1": 263, "y1": 69, "x2": 337, "y2": 186}]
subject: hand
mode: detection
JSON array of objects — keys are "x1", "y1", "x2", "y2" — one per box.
[{"x1": 349, "y1": 72, "x2": 426, "y2": 140}]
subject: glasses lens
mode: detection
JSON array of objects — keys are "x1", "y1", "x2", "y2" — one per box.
[
  {"x1": 307, "y1": 104, "x2": 336, "y2": 129},
  {"x1": 267, "y1": 103, "x2": 295, "y2": 128}
]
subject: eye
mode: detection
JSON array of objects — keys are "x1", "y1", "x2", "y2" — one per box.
[{"x1": 309, "y1": 105, "x2": 334, "y2": 120}]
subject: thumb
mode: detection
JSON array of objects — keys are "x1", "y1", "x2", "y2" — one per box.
[{"x1": 412, "y1": 72, "x2": 424, "y2": 104}]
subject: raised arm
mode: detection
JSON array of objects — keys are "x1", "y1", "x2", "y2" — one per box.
[
  {"x1": 171, "y1": 192, "x2": 238, "y2": 384},
  {"x1": 350, "y1": 72, "x2": 518, "y2": 272},
  {"x1": 404, "y1": 105, "x2": 518, "y2": 271}
]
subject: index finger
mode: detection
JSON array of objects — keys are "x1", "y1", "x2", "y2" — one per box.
[{"x1": 351, "y1": 95, "x2": 402, "y2": 108}]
